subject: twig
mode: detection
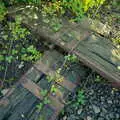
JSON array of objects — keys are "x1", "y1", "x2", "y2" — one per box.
[{"x1": 2, "y1": 23, "x2": 13, "y2": 88}]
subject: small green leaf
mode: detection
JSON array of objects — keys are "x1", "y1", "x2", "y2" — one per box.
[
  {"x1": 6, "y1": 56, "x2": 13, "y2": 63},
  {"x1": 40, "y1": 89, "x2": 48, "y2": 97},
  {"x1": 44, "y1": 97, "x2": 50, "y2": 105},
  {"x1": 36, "y1": 103, "x2": 43, "y2": 110},
  {"x1": 0, "y1": 55, "x2": 4, "y2": 61}
]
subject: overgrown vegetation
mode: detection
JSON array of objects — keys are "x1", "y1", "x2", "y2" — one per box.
[
  {"x1": 1, "y1": 0, "x2": 106, "y2": 21},
  {"x1": 41, "y1": 0, "x2": 106, "y2": 21},
  {"x1": 64, "y1": 54, "x2": 78, "y2": 63},
  {"x1": 0, "y1": 16, "x2": 42, "y2": 87},
  {"x1": 0, "y1": 1, "x2": 119, "y2": 119},
  {"x1": 3, "y1": 0, "x2": 41, "y2": 6},
  {"x1": 0, "y1": 1, "x2": 7, "y2": 21},
  {"x1": 36, "y1": 53, "x2": 79, "y2": 112},
  {"x1": 0, "y1": 0, "x2": 119, "y2": 90}
]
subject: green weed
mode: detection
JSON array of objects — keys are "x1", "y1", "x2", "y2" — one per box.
[
  {"x1": 0, "y1": 1, "x2": 7, "y2": 21},
  {"x1": 64, "y1": 54, "x2": 78, "y2": 63}
]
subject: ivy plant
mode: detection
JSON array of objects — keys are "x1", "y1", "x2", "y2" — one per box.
[
  {"x1": 0, "y1": 16, "x2": 42, "y2": 86},
  {"x1": 0, "y1": 1, "x2": 7, "y2": 21}
]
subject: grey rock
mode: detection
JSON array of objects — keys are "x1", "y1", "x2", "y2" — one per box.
[
  {"x1": 88, "y1": 106, "x2": 92, "y2": 109},
  {"x1": 89, "y1": 90, "x2": 94, "y2": 95},
  {"x1": 100, "y1": 97, "x2": 105, "y2": 102},
  {"x1": 114, "y1": 108, "x2": 118, "y2": 112},
  {"x1": 115, "y1": 113, "x2": 120, "y2": 119},
  {"x1": 106, "y1": 114, "x2": 110, "y2": 120},
  {"x1": 63, "y1": 116, "x2": 67, "y2": 120},
  {"x1": 87, "y1": 116, "x2": 92, "y2": 120},
  {"x1": 109, "y1": 113, "x2": 114, "y2": 119},
  {"x1": 101, "y1": 102, "x2": 104, "y2": 105},
  {"x1": 100, "y1": 112, "x2": 105, "y2": 117},
  {"x1": 77, "y1": 108, "x2": 82, "y2": 115},
  {"x1": 101, "y1": 108, "x2": 107, "y2": 113},
  {"x1": 107, "y1": 100, "x2": 112, "y2": 104},
  {"x1": 92, "y1": 105, "x2": 100, "y2": 114},
  {"x1": 98, "y1": 117, "x2": 104, "y2": 120},
  {"x1": 67, "y1": 114, "x2": 78, "y2": 120}
]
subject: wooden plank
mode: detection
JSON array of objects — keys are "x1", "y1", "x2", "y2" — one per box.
[
  {"x1": 20, "y1": 76, "x2": 43, "y2": 100},
  {"x1": 0, "y1": 87, "x2": 15, "y2": 106},
  {"x1": 7, "y1": 92, "x2": 38, "y2": 120},
  {"x1": 25, "y1": 67, "x2": 43, "y2": 83},
  {"x1": 20, "y1": 77, "x2": 64, "y2": 120},
  {"x1": 7, "y1": 5, "x2": 120, "y2": 83},
  {"x1": 1, "y1": 49, "x2": 85, "y2": 120},
  {"x1": 20, "y1": 76, "x2": 64, "y2": 111},
  {"x1": 0, "y1": 74, "x2": 64, "y2": 120},
  {"x1": 0, "y1": 78, "x2": 64, "y2": 120},
  {"x1": 75, "y1": 34, "x2": 120, "y2": 81},
  {"x1": 34, "y1": 61, "x2": 76, "y2": 91},
  {"x1": 0, "y1": 85, "x2": 32, "y2": 120},
  {"x1": 38, "y1": 50, "x2": 88, "y2": 83},
  {"x1": 33, "y1": 27, "x2": 120, "y2": 83},
  {"x1": 7, "y1": 5, "x2": 112, "y2": 37}
]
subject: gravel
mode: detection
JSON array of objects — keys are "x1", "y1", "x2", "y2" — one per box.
[{"x1": 58, "y1": 77, "x2": 120, "y2": 120}]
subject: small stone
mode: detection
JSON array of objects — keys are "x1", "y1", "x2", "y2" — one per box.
[
  {"x1": 21, "y1": 114, "x2": 25, "y2": 118},
  {"x1": 18, "y1": 61, "x2": 24, "y2": 69},
  {"x1": 107, "y1": 100, "x2": 112, "y2": 104},
  {"x1": 89, "y1": 90, "x2": 94, "y2": 95},
  {"x1": 63, "y1": 116, "x2": 67, "y2": 120},
  {"x1": 52, "y1": 92, "x2": 56, "y2": 96},
  {"x1": 101, "y1": 102, "x2": 104, "y2": 105},
  {"x1": 100, "y1": 112, "x2": 105, "y2": 117},
  {"x1": 101, "y1": 108, "x2": 107, "y2": 113},
  {"x1": 106, "y1": 114, "x2": 110, "y2": 120},
  {"x1": 61, "y1": 42, "x2": 65, "y2": 46},
  {"x1": 98, "y1": 117, "x2": 104, "y2": 120},
  {"x1": 87, "y1": 116, "x2": 92, "y2": 120},
  {"x1": 77, "y1": 109, "x2": 82, "y2": 115},
  {"x1": 109, "y1": 113, "x2": 114, "y2": 119},
  {"x1": 1, "y1": 89, "x2": 9, "y2": 95},
  {"x1": 116, "y1": 113, "x2": 119, "y2": 119},
  {"x1": 100, "y1": 97, "x2": 105, "y2": 102},
  {"x1": 92, "y1": 105, "x2": 100, "y2": 114},
  {"x1": 117, "y1": 66, "x2": 120, "y2": 70},
  {"x1": 68, "y1": 114, "x2": 78, "y2": 120},
  {"x1": 88, "y1": 106, "x2": 92, "y2": 109}
]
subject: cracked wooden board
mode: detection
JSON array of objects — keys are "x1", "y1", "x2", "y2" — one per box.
[
  {"x1": 0, "y1": 50, "x2": 87, "y2": 120},
  {"x1": 7, "y1": 5, "x2": 120, "y2": 83},
  {"x1": 8, "y1": 5, "x2": 112, "y2": 37},
  {"x1": 34, "y1": 50, "x2": 87, "y2": 90},
  {"x1": 0, "y1": 84, "x2": 35, "y2": 120},
  {"x1": 0, "y1": 66, "x2": 63, "y2": 120},
  {"x1": 0, "y1": 77, "x2": 64, "y2": 120},
  {"x1": 34, "y1": 61, "x2": 76, "y2": 91}
]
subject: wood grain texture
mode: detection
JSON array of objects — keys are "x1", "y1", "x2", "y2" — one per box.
[{"x1": 7, "y1": 5, "x2": 120, "y2": 82}]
